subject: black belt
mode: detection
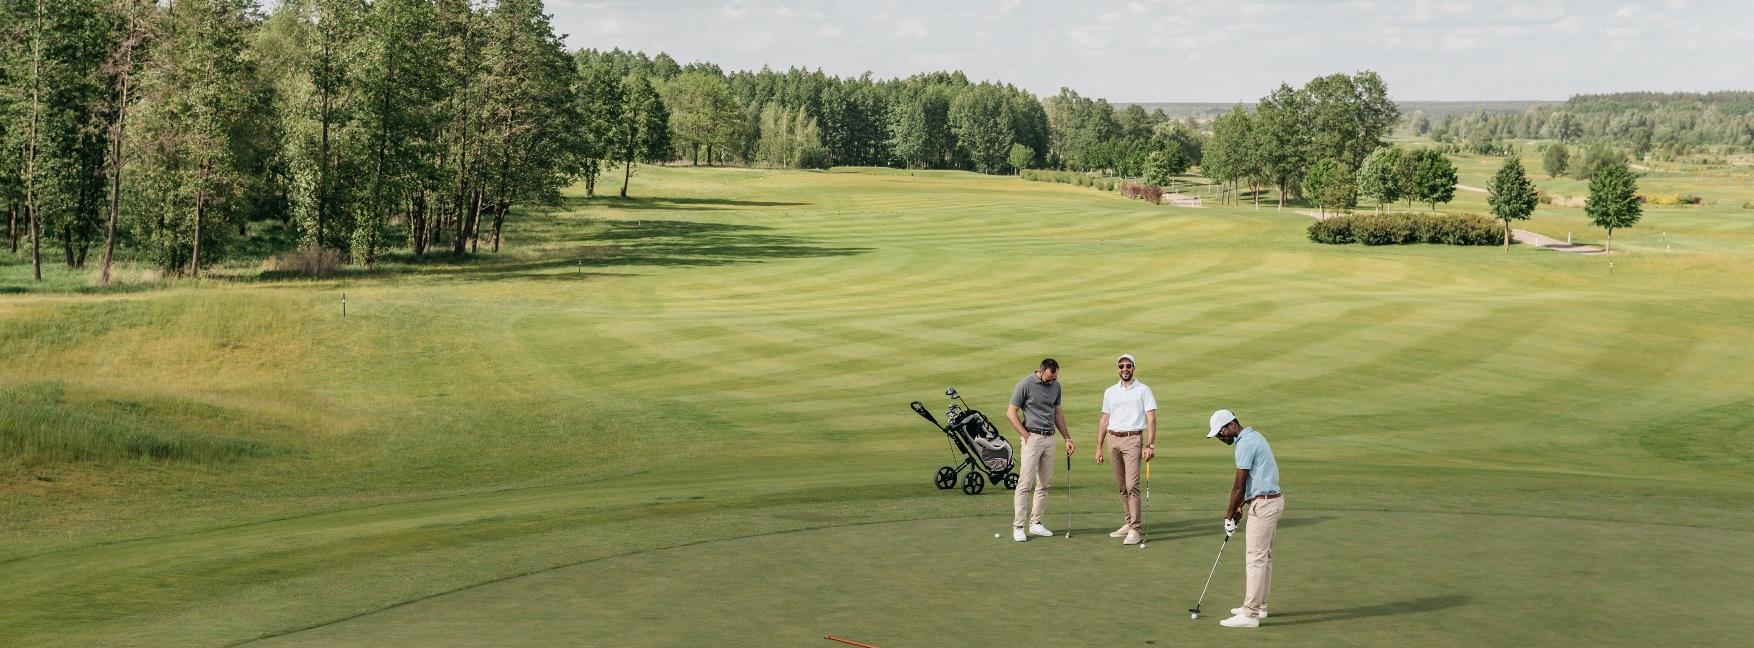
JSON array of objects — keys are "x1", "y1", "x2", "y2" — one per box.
[{"x1": 1026, "y1": 430, "x2": 1055, "y2": 436}]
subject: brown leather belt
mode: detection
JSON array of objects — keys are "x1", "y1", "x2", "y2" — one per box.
[
  {"x1": 1247, "y1": 493, "x2": 1282, "y2": 502},
  {"x1": 1107, "y1": 430, "x2": 1142, "y2": 437}
]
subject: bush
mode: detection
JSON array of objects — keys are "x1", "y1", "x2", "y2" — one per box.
[
  {"x1": 1307, "y1": 212, "x2": 1501, "y2": 246},
  {"x1": 1119, "y1": 181, "x2": 1164, "y2": 204},
  {"x1": 263, "y1": 246, "x2": 341, "y2": 277},
  {"x1": 1642, "y1": 193, "x2": 1703, "y2": 206}
]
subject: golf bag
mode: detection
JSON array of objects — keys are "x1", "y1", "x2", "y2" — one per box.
[{"x1": 911, "y1": 388, "x2": 1018, "y2": 495}]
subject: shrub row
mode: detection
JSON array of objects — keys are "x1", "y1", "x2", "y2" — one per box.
[
  {"x1": 1308, "y1": 212, "x2": 1504, "y2": 246},
  {"x1": 1118, "y1": 181, "x2": 1163, "y2": 204},
  {"x1": 1021, "y1": 169, "x2": 1118, "y2": 192},
  {"x1": 1640, "y1": 193, "x2": 1704, "y2": 205}
]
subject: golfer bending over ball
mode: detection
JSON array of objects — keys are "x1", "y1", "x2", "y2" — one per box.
[
  {"x1": 1007, "y1": 358, "x2": 1075, "y2": 542},
  {"x1": 1207, "y1": 409, "x2": 1283, "y2": 628}
]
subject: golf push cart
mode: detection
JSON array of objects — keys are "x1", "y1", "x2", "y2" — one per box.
[{"x1": 910, "y1": 388, "x2": 1018, "y2": 495}]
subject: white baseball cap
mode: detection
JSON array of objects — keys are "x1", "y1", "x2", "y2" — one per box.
[
  {"x1": 1116, "y1": 354, "x2": 1136, "y2": 365},
  {"x1": 1206, "y1": 409, "x2": 1237, "y2": 437}
]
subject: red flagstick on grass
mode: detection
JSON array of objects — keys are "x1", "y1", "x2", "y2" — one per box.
[{"x1": 825, "y1": 635, "x2": 881, "y2": 648}]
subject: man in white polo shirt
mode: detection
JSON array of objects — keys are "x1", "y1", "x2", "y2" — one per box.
[{"x1": 1094, "y1": 354, "x2": 1156, "y2": 545}]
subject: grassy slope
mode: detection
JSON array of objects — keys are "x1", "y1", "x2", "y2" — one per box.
[{"x1": 2, "y1": 165, "x2": 1753, "y2": 646}]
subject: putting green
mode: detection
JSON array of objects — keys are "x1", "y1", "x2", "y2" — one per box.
[
  {"x1": 4, "y1": 165, "x2": 1753, "y2": 646},
  {"x1": 255, "y1": 507, "x2": 1752, "y2": 647}
]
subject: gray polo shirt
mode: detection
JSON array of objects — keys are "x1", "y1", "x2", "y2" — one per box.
[{"x1": 1010, "y1": 373, "x2": 1062, "y2": 434}]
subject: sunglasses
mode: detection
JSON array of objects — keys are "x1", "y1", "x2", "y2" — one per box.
[{"x1": 1117, "y1": 364, "x2": 1134, "y2": 369}]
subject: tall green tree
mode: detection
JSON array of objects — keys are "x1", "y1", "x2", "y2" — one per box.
[
  {"x1": 1486, "y1": 157, "x2": 1538, "y2": 250},
  {"x1": 476, "y1": 0, "x2": 578, "y2": 252},
  {"x1": 1357, "y1": 146, "x2": 1403, "y2": 213},
  {"x1": 1302, "y1": 158, "x2": 1356, "y2": 217},
  {"x1": 574, "y1": 63, "x2": 624, "y2": 195},
  {"x1": 99, "y1": 0, "x2": 152, "y2": 285},
  {"x1": 615, "y1": 74, "x2": 670, "y2": 197},
  {"x1": 1410, "y1": 148, "x2": 1458, "y2": 212},
  {"x1": 1252, "y1": 83, "x2": 1309, "y2": 210},
  {"x1": 1585, "y1": 161, "x2": 1640, "y2": 252},
  {"x1": 1542, "y1": 143, "x2": 1569, "y2": 178},
  {"x1": 663, "y1": 71, "x2": 739, "y2": 166},
  {"x1": 948, "y1": 83, "x2": 1013, "y2": 174},
  {"x1": 1006, "y1": 143, "x2": 1033, "y2": 175},
  {"x1": 131, "y1": 0, "x2": 256, "y2": 278},
  {"x1": 352, "y1": 0, "x2": 443, "y2": 265}
]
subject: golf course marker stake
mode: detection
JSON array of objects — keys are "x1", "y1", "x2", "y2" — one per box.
[
  {"x1": 825, "y1": 635, "x2": 881, "y2": 648},
  {"x1": 341, "y1": 292, "x2": 346, "y2": 318}
]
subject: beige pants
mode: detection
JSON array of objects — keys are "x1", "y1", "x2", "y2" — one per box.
[
  {"x1": 1106, "y1": 433, "x2": 1142, "y2": 532},
  {"x1": 1012, "y1": 432, "x2": 1057, "y2": 528},
  {"x1": 1243, "y1": 495, "x2": 1285, "y2": 616}
]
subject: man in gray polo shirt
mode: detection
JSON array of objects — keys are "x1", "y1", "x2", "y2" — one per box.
[{"x1": 1007, "y1": 358, "x2": 1075, "y2": 542}]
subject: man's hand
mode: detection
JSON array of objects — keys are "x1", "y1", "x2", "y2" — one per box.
[
  {"x1": 1094, "y1": 448, "x2": 1105, "y2": 464},
  {"x1": 1064, "y1": 438, "x2": 1076, "y2": 456},
  {"x1": 1143, "y1": 446, "x2": 1155, "y2": 461},
  {"x1": 1224, "y1": 518, "x2": 1238, "y2": 537}
]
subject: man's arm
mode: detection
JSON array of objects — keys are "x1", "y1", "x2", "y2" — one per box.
[
  {"x1": 1094, "y1": 412, "x2": 1110, "y2": 463},
  {"x1": 1226, "y1": 468, "x2": 1249, "y2": 520},
  {"x1": 1006, "y1": 403, "x2": 1029, "y2": 442},
  {"x1": 1143, "y1": 410, "x2": 1157, "y2": 460},
  {"x1": 1054, "y1": 406, "x2": 1075, "y2": 455}
]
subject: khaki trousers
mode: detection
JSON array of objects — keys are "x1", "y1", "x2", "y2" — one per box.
[
  {"x1": 1106, "y1": 433, "x2": 1142, "y2": 532},
  {"x1": 1243, "y1": 495, "x2": 1285, "y2": 616},
  {"x1": 1011, "y1": 433, "x2": 1057, "y2": 528}
]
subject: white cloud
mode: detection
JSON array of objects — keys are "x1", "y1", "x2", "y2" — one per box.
[
  {"x1": 1070, "y1": 24, "x2": 1112, "y2": 50},
  {"x1": 998, "y1": 0, "x2": 1023, "y2": 16},
  {"x1": 815, "y1": 24, "x2": 845, "y2": 39},
  {"x1": 1440, "y1": 32, "x2": 1480, "y2": 51},
  {"x1": 894, "y1": 16, "x2": 928, "y2": 39}
]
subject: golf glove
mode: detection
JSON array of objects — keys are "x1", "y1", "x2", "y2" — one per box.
[{"x1": 1224, "y1": 518, "x2": 1238, "y2": 536}]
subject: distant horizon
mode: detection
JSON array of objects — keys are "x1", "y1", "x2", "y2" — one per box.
[{"x1": 549, "y1": 0, "x2": 1753, "y2": 103}]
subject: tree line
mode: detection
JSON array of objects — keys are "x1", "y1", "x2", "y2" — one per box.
[
  {"x1": 0, "y1": 0, "x2": 665, "y2": 283},
  {"x1": 1426, "y1": 92, "x2": 1754, "y2": 160}
]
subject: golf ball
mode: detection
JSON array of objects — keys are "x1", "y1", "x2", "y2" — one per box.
[
  {"x1": 1191, "y1": 613, "x2": 1199, "y2": 620},
  {"x1": 994, "y1": 533, "x2": 1001, "y2": 538}
]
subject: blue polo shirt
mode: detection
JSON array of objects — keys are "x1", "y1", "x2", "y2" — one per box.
[{"x1": 1233, "y1": 427, "x2": 1280, "y2": 499}]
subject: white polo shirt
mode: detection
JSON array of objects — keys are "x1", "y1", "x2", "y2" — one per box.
[{"x1": 1101, "y1": 380, "x2": 1157, "y2": 432}]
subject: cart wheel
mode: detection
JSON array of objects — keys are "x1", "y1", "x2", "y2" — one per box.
[
  {"x1": 1002, "y1": 473, "x2": 1019, "y2": 489},
  {"x1": 962, "y1": 471, "x2": 985, "y2": 495},
  {"x1": 934, "y1": 466, "x2": 957, "y2": 490}
]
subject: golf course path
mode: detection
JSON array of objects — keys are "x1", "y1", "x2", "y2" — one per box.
[
  {"x1": 1293, "y1": 210, "x2": 1606, "y2": 254},
  {"x1": 1456, "y1": 184, "x2": 1487, "y2": 193},
  {"x1": 1163, "y1": 192, "x2": 1204, "y2": 207}
]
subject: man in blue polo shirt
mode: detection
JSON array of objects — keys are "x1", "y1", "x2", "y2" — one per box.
[{"x1": 1206, "y1": 409, "x2": 1283, "y2": 628}]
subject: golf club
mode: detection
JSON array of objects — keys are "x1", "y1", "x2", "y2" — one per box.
[
  {"x1": 1188, "y1": 531, "x2": 1232, "y2": 620},
  {"x1": 1064, "y1": 451, "x2": 1072, "y2": 538},
  {"x1": 1139, "y1": 460, "x2": 1150, "y2": 549}
]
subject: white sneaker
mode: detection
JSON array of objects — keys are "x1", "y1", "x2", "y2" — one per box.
[
  {"x1": 1122, "y1": 530, "x2": 1141, "y2": 545},
  {"x1": 1013, "y1": 527, "x2": 1028, "y2": 542},
  {"x1": 1218, "y1": 613, "x2": 1259, "y2": 628},
  {"x1": 1028, "y1": 523, "x2": 1054, "y2": 537},
  {"x1": 1231, "y1": 607, "x2": 1268, "y2": 619},
  {"x1": 1109, "y1": 526, "x2": 1130, "y2": 538}
]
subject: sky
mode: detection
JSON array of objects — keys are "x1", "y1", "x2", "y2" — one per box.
[{"x1": 545, "y1": 0, "x2": 1754, "y2": 102}]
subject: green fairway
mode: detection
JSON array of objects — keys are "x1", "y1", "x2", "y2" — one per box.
[{"x1": 3, "y1": 165, "x2": 1754, "y2": 646}]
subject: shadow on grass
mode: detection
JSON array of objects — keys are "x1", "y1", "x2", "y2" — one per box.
[
  {"x1": 364, "y1": 217, "x2": 868, "y2": 283},
  {"x1": 1268, "y1": 594, "x2": 1472, "y2": 626},
  {"x1": 569, "y1": 195, "x2": 809, "y2": 211}
]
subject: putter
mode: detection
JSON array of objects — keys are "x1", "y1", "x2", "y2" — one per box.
[
  {"x1": 1139, "y1": 460, "x2": 1150, "y2": 549},
  {"x1": 1188, "y1": 531, "x2": 1232, "y2": 620},
  {"x1": 1064, "y1": 451, "x2": 1072, "y2": 538}
]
